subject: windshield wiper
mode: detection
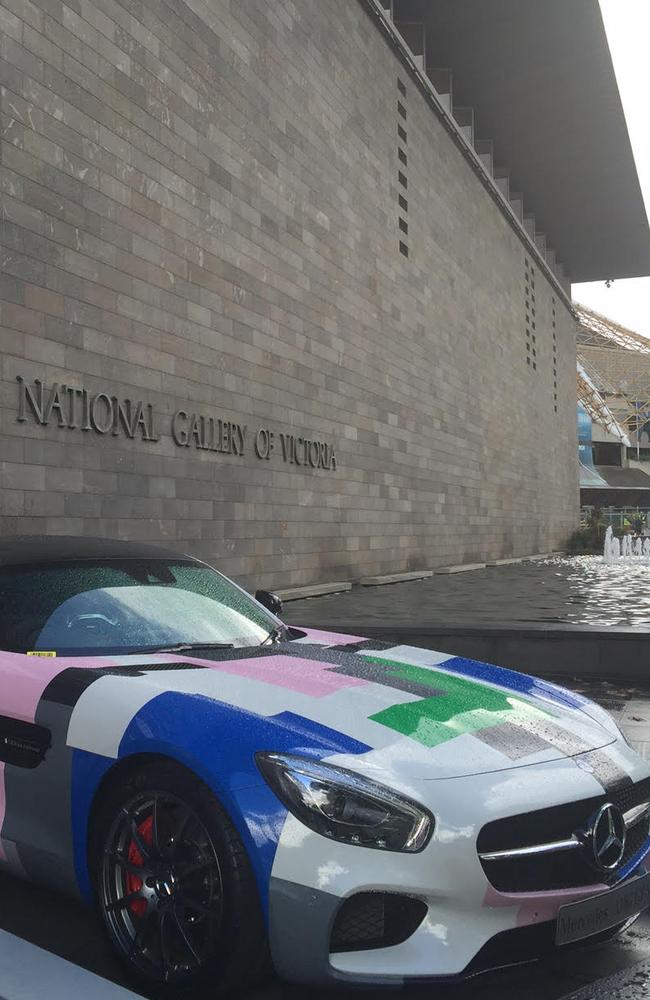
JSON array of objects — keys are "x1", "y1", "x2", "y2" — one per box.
[
  {"x1": 260, "y1": 626, "x2": 287, "y2": 646},
  {"x1": 151, "y1": 641, "x2": 235, "y2": 654}
]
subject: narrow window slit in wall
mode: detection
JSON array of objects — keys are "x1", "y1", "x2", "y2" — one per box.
[
  {"x1": 525, "y1": 259, "x2": 536, "y2": 370},
  {"x1": 552, "y1": 296, "x2": 558, "y2": 412},
  {"x1": 397, "y1": 79, "x2": 409, "y2": 258}
]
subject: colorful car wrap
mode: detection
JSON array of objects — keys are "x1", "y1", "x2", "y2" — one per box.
[{"x1": 0, "y1": 627, "x2": 649, "y2": 984}]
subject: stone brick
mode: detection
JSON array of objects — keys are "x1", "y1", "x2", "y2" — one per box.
[
  {"x1": 0, "y1": 274, "x2": 25, "y2": 306},
  {"x1": 1, "y1": 462, "x2": 45, "y2": 490},
  {"x1": 24, "y1": 284, "x2": 65, "y2": 317},
  {"x1": 25, "y1": 489, "x2": 64, "y2": 515},
  {"x1": 45, "y1": 466, "x2": 83, "y2": 491}
]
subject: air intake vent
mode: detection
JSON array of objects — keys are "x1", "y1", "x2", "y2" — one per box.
[{"x1": 330, "y1": 892, "x2": 426, "y2": 953}]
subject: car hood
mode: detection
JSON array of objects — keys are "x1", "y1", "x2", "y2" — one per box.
[
  {"x1": 55, "y1": 632, "x2": 618, "y2": 782},
  {"x1": 268, "y1": 636, "x2": 617, "y2": 780}
]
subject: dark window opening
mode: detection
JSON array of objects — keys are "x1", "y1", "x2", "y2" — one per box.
[{"x1": 593, "y1": 442, "x2": 623, "y2": 466}]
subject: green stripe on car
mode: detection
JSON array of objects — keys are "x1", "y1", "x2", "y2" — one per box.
[{"x1": 361, "y1": 655, "x2": 554, "y2": 748}]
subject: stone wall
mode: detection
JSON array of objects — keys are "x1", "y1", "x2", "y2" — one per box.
[{"x1": 0, "y1": 0, "x2": 578, "y2": 589}]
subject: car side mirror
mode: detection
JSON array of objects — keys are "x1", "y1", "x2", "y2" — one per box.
[{"x1": 255, "y1": 590, "x2": 283, "y2": 616}]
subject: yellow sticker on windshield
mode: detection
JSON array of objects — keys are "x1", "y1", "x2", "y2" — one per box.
[{"x1": 26, "y1": 651, "x2": 57, "y2": 657}]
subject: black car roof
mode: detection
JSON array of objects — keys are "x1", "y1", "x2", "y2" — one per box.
[{"x1": 0, "y1": 536, "x2": 197, "y2": 568}]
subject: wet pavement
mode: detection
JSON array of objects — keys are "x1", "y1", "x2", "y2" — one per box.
[
  {"x1": 283, "y1": 558, "x2": 650, "y2": 629},
  {"x1": 563, "y1": 958, "x2": 650, "y2": 1000},
  {"x1": 2, "y1": 676, "x2": 650, "y2": 999}
]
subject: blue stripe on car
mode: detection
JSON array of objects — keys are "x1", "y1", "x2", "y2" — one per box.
[
  {"x1": 613, "y1": 837, "x2": 650, "y2": 885},
  {"x1": 70, "y1": 693, "x2": 370, "y2": 914},
  {"x1": 438, "y1": 656, "x2": 589, "y2": 711}
]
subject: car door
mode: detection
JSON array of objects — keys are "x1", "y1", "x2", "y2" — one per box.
[{"x1": 0, "y1": 651, "x2": 75, "y2": 890}]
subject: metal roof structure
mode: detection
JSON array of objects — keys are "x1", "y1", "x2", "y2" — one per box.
[
  {"x1": 375, "y1": 0, "x2": 650, "y2": 282},
  {"x1": 576, "y1": 360, "x2": 630, "y2": 447},
  {"x1": 576, "y1": 306, "x2": 650, "y2": 354},
  {"x1": 576, "y1": 305, "x2": 650, "y2": 445}
]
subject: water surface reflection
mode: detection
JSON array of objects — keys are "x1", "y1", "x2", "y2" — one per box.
[{"x1": 541, "y1": 556, "x2": 650, "y2": 627}]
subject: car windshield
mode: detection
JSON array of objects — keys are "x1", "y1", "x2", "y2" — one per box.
[{"x1": 0, "y1": 559, "x2": 281, "y2": 655}]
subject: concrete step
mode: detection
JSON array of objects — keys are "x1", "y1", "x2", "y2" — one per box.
[
  {"x1": 276, "y1": 581, "x2": 352, "y2": 602},
  {"x1": 394, "y1": 20, "x2": 426, "y2": 69},
  {"x1": 453, "y1": 106, "x2": 474, "y2": 145},
  {"x1": 510, "y1": 191, "x2": 524, "y2": 221},
  {"x1": 360, "y1": 570, "x2": 433, "y2": 586},
  {"x1": 494, "y1": 168, "x2": 510, "y2": 199},
  {"x1": 427, "y1": 67, "x2": 453, "y2": 113},
  {"x1": 0, "y1": 930, "x2": 142, "y2": 1000},
  {"x1": 475, "y1": 138, "x2": 493, "y2": 175},
  {"x1": 434, "y1": 562, "x2": 487, "y2": 574},
  {"x1": 524, "y1": 214, "x2": 536, "y2": 237}
]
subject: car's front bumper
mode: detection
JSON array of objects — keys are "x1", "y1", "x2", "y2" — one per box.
[
  {"x1": 266, "y1": 751, "x2": 650, "y2": 986},
  {"x1": 268, "y1": 875, "x2": 647, "y2": 987}
]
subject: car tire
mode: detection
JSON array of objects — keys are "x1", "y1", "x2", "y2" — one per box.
[{"x1": 90, "y1": 758, "x2": 271, "y2": 993}]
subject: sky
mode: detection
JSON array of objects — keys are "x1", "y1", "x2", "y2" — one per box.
[{"x1": 571, "y1": 0, "x2": 650, "y2": 338}]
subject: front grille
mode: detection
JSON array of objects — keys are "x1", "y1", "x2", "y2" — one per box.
[
  {"x1": 478, "y1": 777, "x2": 650, "y2": 893},
  {"x1": 330, "y1": 893, "x2": 427, "y2": 953}
]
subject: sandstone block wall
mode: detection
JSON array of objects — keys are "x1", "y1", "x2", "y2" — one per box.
[{"x1": 0, "y1": 0, "x2": 579, "y2": 589}]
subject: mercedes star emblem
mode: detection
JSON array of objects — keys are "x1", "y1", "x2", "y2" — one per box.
[{"x1": 588, "y1": 803, "x2": 626, "y2": 871}]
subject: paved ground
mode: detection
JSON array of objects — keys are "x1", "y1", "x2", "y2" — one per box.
[
  {"x1": 282, "y1": 559, "x2": 650, "y2": 628},
  {"x1": 563, "y1": 958, "x2": 650, "y2": 1000},
  {"x1": 0, "y1": 930, "x2": 140, "y2": 1000},
  {"x1": 2, "y1": 676, "x2": 650, "y2": 999}
]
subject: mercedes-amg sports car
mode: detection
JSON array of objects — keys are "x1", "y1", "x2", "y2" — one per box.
[{"x1": 1, "y1": 536, "x2": 649, "y2": 992}]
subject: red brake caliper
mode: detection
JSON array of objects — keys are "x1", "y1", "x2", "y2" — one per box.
[{"x1": 126, "y1": 814, "x2": 153, "y2": 918}]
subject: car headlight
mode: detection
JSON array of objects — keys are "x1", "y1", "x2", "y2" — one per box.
[{"x1": 256, "y1": 752, "x2": 433, "y2": 852}]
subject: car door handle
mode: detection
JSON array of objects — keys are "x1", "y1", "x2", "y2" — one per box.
[{"x1": 0, "y1": 715, "x2": 51, "y2": 768}]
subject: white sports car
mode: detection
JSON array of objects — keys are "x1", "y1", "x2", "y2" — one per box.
[{"x1": 0, "y1": 536, "x2": 649, "y2": 991}]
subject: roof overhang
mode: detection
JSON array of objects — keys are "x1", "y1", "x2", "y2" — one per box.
[{"x1": 391, "y1": 0, "x2": 650, "y2": 282}]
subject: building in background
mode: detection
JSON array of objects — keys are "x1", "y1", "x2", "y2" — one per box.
[
  {"x1": 577, "y1": 306, "x2": 650, "y2": 513},
  {"x1": 1, "y1": 0, "x2": 649, "y2": 589}
]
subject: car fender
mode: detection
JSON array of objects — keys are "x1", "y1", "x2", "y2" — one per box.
[{"x1": 69, "y1": 689, "x2": 370, "y2": 912}]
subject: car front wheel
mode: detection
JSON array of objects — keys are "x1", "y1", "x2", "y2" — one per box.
[{"x1": 92, "y1": 760, "x2": 269, "y2": 992}]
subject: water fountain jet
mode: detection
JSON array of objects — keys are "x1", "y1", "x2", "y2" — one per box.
[{"x1": 603, "y1": 524, "x2": 650, "y2": 564}]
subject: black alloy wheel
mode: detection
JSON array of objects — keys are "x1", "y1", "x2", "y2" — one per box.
[{"x1": 93, "y1": 760, "x2": 269, "y2": 991}]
